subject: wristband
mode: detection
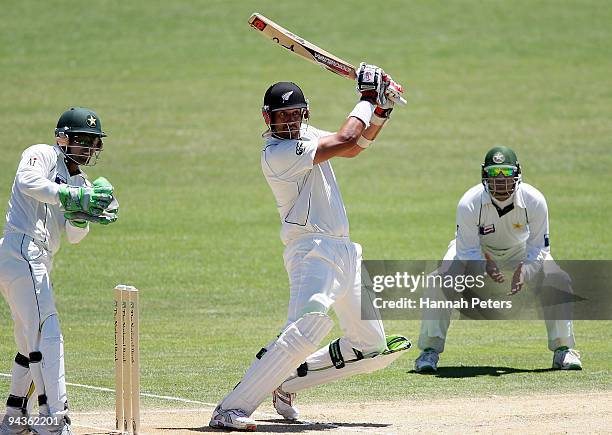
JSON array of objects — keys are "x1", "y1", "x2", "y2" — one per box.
[
  {"x1": 371, "y1": 114, "x2": 386, "y2": 126},
  {"x1": 356, "y1": 136, "x2": 373, "y2": 149},
  {"x1": 348, "y1": 100, "x2": 375, "y2": 127},
  {"x1": 371, "y1": 106, "x2": 393, "y2": 126},
  {"x1": 68, "y1": 219, "x2": 88, "y2": 229}
]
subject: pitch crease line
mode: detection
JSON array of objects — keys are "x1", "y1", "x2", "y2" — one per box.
[
  {"x1": 0, "y1": 372, "x2": 215, "y2": 406},
  {"x1": 1, "y1": 373, "x2": 385, "y2": 432}
]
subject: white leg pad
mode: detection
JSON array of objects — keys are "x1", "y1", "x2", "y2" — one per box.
[
  {"x1": 9, "y1": 354, "x2": 31, "y2": 401},
  {"x1": 282, "y1": 337, "x2": 409, "y2": 394},
  {"x1": 220, "y1": 313, "x2": 333, "y2": 415},
  {"x1": 37, "y1": 315, "x2": 67, "y2": 416}
]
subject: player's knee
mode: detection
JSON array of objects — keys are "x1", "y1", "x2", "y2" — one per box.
[
  {"x1": 298, "y1": 297, "x2": 330, "y2": 318},
  {"x1": 354, "y1": 328, "x2": 387, "y2": 356},
  {"x1": 543, "y1": 270, "x2": 573, "y2": 292},
  {"x1": 280, "y1": 312, "x2": 333, "y2": 354},
  {"x1": 40, "y1": 314, "x2": 62, "y2": 341}
]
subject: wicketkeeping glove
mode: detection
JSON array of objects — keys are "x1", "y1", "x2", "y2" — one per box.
[
  {"x1": 64, "y1": 210, "x2": 118, "y2": 225},
  {"x1": 92, "y1": 176, "x2": 113, "y2": 190},
  {"x1": 67, "y1": 217, "x2": 88, "y2": 228},
  {"x1": 64, "y1": 195, "x2": 119, "y2": 226},
  {"x1": 58, "y1": 176, "x2": 114, "y2": 215}
]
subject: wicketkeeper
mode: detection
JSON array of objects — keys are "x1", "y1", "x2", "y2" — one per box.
[
  {"x1": 414, "y1": 146, "x2": 582, "y2": 373},
  {"x1": 0, "y1": 107, "x2": 118, "y2": 435},
  {"x1": 209, "y1": 64, "x2": 411, "y2": 431}
]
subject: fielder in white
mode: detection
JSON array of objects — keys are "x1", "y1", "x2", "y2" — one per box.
[
  {"x1": 0, "y1": 107, "x2": 118, "y2": 435},
  {"x1": 414, "y1": 146, "x2": 582, "y2": 373},
  {"x1": 210, "y1": 64, "x2": 411, "y2": 431}
]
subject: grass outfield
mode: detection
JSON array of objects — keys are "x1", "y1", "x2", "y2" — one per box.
[{"x1": 1, "y1": 0, "x2": 611, "y2": 414}]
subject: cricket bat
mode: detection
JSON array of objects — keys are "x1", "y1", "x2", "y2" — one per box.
[{"x1": 248, "y1": 13, "x2": 407, "y2": 105}]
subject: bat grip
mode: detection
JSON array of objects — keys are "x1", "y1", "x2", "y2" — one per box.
[{"x1": 391, "y1": 95, "x2": 408, "y2": 105}]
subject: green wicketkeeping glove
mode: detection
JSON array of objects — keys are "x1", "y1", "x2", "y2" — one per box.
[
  {"x1": 92, "y1": 176, "x2": 113, "y2": 190},
  {"x1": 64, "y1": 211, "x2": 118, "y2": 225},
  {"x1": 63, "y1": 189, "x2": 119, "y2": 226},
  {"x1": 67, "y1": 218, "x2": 88, "y2": 228},
  {"x1": 59, "y1": 179, "x2": 113, "y2": 215}
]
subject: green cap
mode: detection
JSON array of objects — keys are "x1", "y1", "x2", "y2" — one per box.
[
  {"x1": 56, "y1": 107, "x2": 106, "y2": 137},
  {"x1": 483, "y1": 146, "x2": 518, "y2": 168}
]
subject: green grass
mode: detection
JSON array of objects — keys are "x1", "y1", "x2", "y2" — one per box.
[{"x1": 0, "y1": 0, "x2": 611, "y2": 412}]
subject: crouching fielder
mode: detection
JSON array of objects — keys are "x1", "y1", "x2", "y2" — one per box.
[
  {"x1": 414, "y1": 146, "x2": 581, "y2": 373},
  {"x1": 210, "y1": 64, "x2": 410, "y2": 431},
  {"x1": 0, "y1": 108, "x2": 118, "y2": 435}
]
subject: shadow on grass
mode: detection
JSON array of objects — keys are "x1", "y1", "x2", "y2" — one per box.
[
  {"x1": 409, "y1": 366, "x2": 556, "y2": 378},
  {"x1": 163, "y1": 419, "x2": 390, "y2": 433}
]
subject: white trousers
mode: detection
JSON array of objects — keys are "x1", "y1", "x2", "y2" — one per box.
[
  {"x1": 219, "y1": 234, "x2": 387, "y2": 414},
  {"x1": 0, "y1": 233, "x2": 67, "y2": 417},
  {"x1": 282, "y1": 234, "x2": 386, "y2": 353},
  {"x1": 418, "y1": 240, "x2": 576, "y2": 353}
]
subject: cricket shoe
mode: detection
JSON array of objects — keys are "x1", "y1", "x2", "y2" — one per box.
[
  {"x1": 414, "y1": 348, "x2": 439, "y2": 373},
  {"x1": 273, "y1": 387, "x2": 299, "y2": 420},
  {"x1": 30, "y1": 415, "x2": 72, "y2": 435},
  {"x1": 209, "y1": 405, "x2": 256, "y2": 431},
  {"x1": 0, "y1": 412, "x2": 31, "y2": 435},
  {"x1": 552, "y1": 347, "x2": 582, "y2": 370}
]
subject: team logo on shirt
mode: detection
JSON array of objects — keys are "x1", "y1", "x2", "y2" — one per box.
[
  {"x1": 281, "y1": 91, "x2": 294, "y2": 102},
  {"x1": 86, "y1": 115, "x2": 97, "y2": 127},
  {"x1": 295, "y1": 142, "x2": 305, "y2": 155},
  {"x1": 55, "y1": 174, "x2": 67, "y2": 184},
  {"x1": 492, "y1": 152, "x2": 505, "y2": 164},
  {"x1": 479, "y1": 224, "x2": 496, "y2": 235},
  {"x1": 512, "y1": 223, "x2": 524, "y2": 229}
]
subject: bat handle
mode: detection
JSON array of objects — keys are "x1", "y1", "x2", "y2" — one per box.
[{"x1": 391, "y1": 95, "x2": 408, "y2": 105}]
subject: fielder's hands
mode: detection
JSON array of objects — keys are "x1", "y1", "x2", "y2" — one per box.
[
  {"x1": 508, "y1": 262, "x2": 525, "y2": 295},
  {"x1": 65, "y1": 210, "x2": 118, "y2": 225},
  {"x1": 62, "y1": 176, "x2": 118, "y2": 225},
  {"x1": 485, "y1": 252, "x2": 504, "y2": 283},
  {"x1": 59, "y1": 185, "x2": 112, "y2": 215}
]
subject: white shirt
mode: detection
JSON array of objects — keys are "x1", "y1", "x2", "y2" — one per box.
[
  {"x1": 3, "y1": 144, "x2": 89, "y2": 255},
  {"x1": 455, "y1": 182, "x2": 550, "y2": 278},
  {"x1": 261, "y1": 126, "x2": 349, "y2": 245}
]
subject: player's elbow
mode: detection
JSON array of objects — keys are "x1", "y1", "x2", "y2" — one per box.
[
  {"x1": 337, "y1": 130, "x2": 360, "y2": 144},
  {"x1": 15, "y1": 171, "x2": 31, "y2": 190}
]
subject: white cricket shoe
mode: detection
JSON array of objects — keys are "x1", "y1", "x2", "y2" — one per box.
[
  {"x1": 0, "y1": 412, "x2": 31, "y2": 435},
  {"x1": 272, "y1": 387, "x2": 299, "y2": 420},
  {"x1": 552, "y1": 347, "x2": 582, "y2": 370},
  {"x1": 414, "y1": 348, "x2": 439, "y2": 373},
  {"x1": 30, "y1": 415, "x2": 72, "y2": 435},
  {"x1": 209, "y1": 405, "x2": 256, "y2": 431}
]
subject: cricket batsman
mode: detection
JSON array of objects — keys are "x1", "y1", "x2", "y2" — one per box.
[
  {"x1": 209, "y1": 64, "x2": 411, "y2": 431},
  {"x1": 0, "y1": 107, "x2": 118, "y2": 435},
  {"x1": 414, "y1": 146, "x2": 582, "y2": 373}
]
